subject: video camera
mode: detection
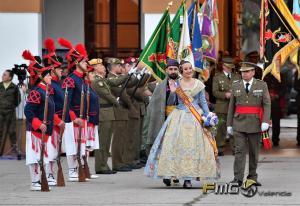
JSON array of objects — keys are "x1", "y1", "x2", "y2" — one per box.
[{"x1": 12, "y1": 64, "x2": 28, "y2": 84}]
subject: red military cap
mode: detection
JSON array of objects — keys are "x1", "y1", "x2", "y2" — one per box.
[
  {"x1": 22, "y1": 50, "x2": 51, "y2": 86},
  {"x1": 58, "y1": 38, "x2": 88, "y2": 71},
  {"x1": 124, "y1": 57, "x2": 138, "y2": 64}
]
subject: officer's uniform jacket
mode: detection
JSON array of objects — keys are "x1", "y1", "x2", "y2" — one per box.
[
  {"x1": 212, "y1": 72, "x2": 240, "y2": 114},
  {"x1": 227, "y1": 78, "x2": 271, "y2": 133}
]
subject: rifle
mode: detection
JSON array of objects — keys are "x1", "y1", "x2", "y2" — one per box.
[
  {"x1": 83, "y1": 85, "x2": 91, "y2": 179},
  {"x1": 118, "y1": 73, "x2": 134, "y2": 98},
  {"x1": 56, "y1": 86, "x2": 68, "y2": 187},
  {"x1": 39, "y1": 84, "x2": 50, "y2": 192},
  {"x1": 77, "y1": 84, "x2": 86, "y2": 182}
]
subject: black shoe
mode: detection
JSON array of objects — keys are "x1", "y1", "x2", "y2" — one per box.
[
  {"x1": 173, "y1": 179, "x2": 179, "y2": 184},
  {"x1": 230, "y1": 179, "x2": 243, "y2": 187},
  {"x1": 273, "y1": 142, "x2": 279, "y2": 147},
  {"x1": 113, "y1": 166, "x2": 132, "y2": 172},
  {"x1": 163, "y1": 179, "x2": 171, "y2": 186},
  {"x1": 183, "y1": 180, "x2": 192, "y2": 188},
  {"x1": 139, "y1": 157, "x2": 147, "y2": 164},
  {"x1": 297, "y1": 142, "x2": 300, "y2": 146},
  {"x1": 127, "y1": 163, "x2": 143, "y2": 170},
  {"x1": 137, "y1": 162, "x2": 146, "y2": 167},
  {"x1": 218, "y1": 151, "x2": 224, "y2": 156},
  {"x1": 96, "y1": 170, "x2": 117, "y2": 174}
]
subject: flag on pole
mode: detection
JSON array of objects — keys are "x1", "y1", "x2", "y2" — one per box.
[
  {"x1": 188, "y1": 0, "x2": 196, "y2": 39},
  {"x1": 200, "y1": 0, "x2": 219, "y2": 62},
  {"x1": 177, "y1": 4, "x2": 194, "y2": 66},
  {"x1": 260, "y1": 0, "x2": 300, "y2": 81},
  {"x1": 290, "y1": 0, "x2": 300, "y2": 79},
  {"x1": 139, "y1": 5, "x2": 171, "y2": 81},
  {"x1": 292, "y1": 0, "x2": 300, "y2": 27},
  {"x1": 187, "y1": 0, "x2": 205, "y2": 77},
  {"x1": 167, "y1": 2, "x2": 184, "y2": 59}
]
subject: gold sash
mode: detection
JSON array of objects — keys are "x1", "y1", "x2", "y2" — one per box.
[
  {"x1": 175, "y1": 86, "x2": 219, "y2": 159},
  {"x1": 165, "y1": 105, "x2": 176, "y2": 116}
]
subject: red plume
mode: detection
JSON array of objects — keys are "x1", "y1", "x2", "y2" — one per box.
[
  {"x1": 22, "y1": 50, "x2": 35, "y2": 61},
  {"x1": 44, "y1": 38, "x2": 56, "y2": 53},
  {"x1": 75, "y1": 44, "x2": 88, "y2": 58},
  {"x1": 58, "y1": 38, "x2": 73, "y2": 49}
]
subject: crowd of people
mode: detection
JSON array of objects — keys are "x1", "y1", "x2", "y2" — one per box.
[{"x1": 0, "y1": 38, "x2": 300, "y2": 191}]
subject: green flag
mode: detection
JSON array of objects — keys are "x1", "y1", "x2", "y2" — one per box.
[
  {"x1": 139, "y1": 9, "x2": 171, "y2": 81},
  {"x1": 167, "y1": 3, "x2": 184, "y2": 59}
]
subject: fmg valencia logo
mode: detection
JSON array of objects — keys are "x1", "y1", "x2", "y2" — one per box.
[{"x1": 202, "y1": 180, "x2": 292, "y2": 198}]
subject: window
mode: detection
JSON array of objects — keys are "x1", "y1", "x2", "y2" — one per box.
[{"x1": 85, "y1": 0, "x2": 141, "y2": 58}]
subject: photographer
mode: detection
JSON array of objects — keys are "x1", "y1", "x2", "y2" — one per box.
[{"x1": 0, "y1": 70, "x2": 21, "y2": 156}]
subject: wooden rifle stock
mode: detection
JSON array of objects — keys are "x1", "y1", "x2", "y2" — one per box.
[
  {"x1": 83, "y1": 85, "x2": 91, "y2": 179},
  {"x1": 39, "y1": 84, "x2": 50, "y2": 192},
  {"x1": 56, "y1": 87, "x2": 68, "y2": 187},
  {"x1": 77, "y1": 85, "x2": 86, "y2": 182}
]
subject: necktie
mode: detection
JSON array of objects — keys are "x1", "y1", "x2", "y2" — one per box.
[
  {"x1": 227, "y1": 74, "x2": 231, "y2": 80},
  {"x1": 245, "y1": 83, "x2": 250, "y2": 93}
]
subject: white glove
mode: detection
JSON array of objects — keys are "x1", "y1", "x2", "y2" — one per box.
[
  {"x1": 128, "y1": 67, "x2": 137, "y2": 74},
  {"x1": 136, "y1": 73, "x2": 142, "y2": 80},
  {"x1": 227, "y1": 126, "x2": 233, "y2": 136},
  {"x1": 116, "y1": 97, "x2": 120, "y2": 103},
  {"x1": 261, "y1": 122, "x2": 269, "y2": 132}
]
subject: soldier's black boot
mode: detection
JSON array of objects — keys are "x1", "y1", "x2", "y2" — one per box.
[
  {"x1": 163, "y1": 179, "x2": 171, "y2": 186},
  {"x1": 183, "y1": 180, "x2": 192, "y2": 189}
]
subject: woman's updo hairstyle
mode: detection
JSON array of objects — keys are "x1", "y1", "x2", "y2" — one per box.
[{"x1": 179, "y1": 60, "x2": 191, "y2": 73}]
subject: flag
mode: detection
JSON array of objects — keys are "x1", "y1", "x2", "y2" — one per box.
[
  {"x1": 290, "y1": 0, "x2": 300, "y2": 79},
  {"x1": 261, "y1": 0, "x2": 300, "y2": 81},
  {"x1": 200, "y1": 0, "x2": 219, "y2": 62},
  {"x1": 188, "y1": 1, "x2": 196, "y2": 39},
  {"x1": 177, "y1": 4, "x2": 194, "y2": 66},
  {"x1": 167, "y1": 2, "x2": 184, "y2": 59},
  {"x1": 139, "y1": 8, "x2": 171, "y2": 81},
  {"x1": 188, "y1": 0, "x2": 205, "y2": 77}
]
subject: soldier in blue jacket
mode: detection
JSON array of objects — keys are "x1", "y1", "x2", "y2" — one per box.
[
  {"x1": 23, "y1": 50, "x2": 62, "y2": 191},
  {"x1": 84, "y1": 65, "x2": 100, "y2": 178},
  {"x1": 58, "y1": 38, "x2": 89, "y2": 182},
  {"x1": 43, "y1": 38, "x2": 66, "y2": 186}
]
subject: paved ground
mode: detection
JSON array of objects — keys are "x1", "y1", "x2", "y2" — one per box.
[{"x1": 0, "y1": 116, "x2": 299, "y2": 206}]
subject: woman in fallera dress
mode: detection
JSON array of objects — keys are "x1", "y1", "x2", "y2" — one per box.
[{"x1": 144, "y1": 60, "x2": 220, "y2": 188}]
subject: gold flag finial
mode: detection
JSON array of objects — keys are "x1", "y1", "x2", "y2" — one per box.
[{"x1": 167, "y1": 1, "x2": 173, "y2": 10}]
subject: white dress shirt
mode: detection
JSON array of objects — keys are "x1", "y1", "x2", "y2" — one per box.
[{"x1": 243, "y1": 78, "x2": 254, "y2": 91}]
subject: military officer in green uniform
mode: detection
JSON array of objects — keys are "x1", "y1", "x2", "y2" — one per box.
[
  {"x1": 106, "y1": 58, "x2": 135, "y2": 172},
  {"x1": 129, "y1": 70, "x2": 150, "y2": 166},
  {"x1": 227, "y1": 62, "x2": 271, "y2": 187},
  {"x1": 212, "y1": 57, "x2": 240, "y2": 156},
  {"x1": 90, "y1": 58, "x2": 127, "y2": 174}
]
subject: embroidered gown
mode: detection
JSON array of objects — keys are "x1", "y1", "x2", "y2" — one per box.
[{"x1": 144, "y1": 79, "x2": 220, "y2": 180}]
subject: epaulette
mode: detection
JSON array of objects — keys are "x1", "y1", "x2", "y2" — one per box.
[{"x1": 232, "y1": 80, "x2": 240, "y2": 84}]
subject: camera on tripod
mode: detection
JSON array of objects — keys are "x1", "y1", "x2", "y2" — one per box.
[{"x1": 12, "y1": 64, "x2": 28, "y2": 85}]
